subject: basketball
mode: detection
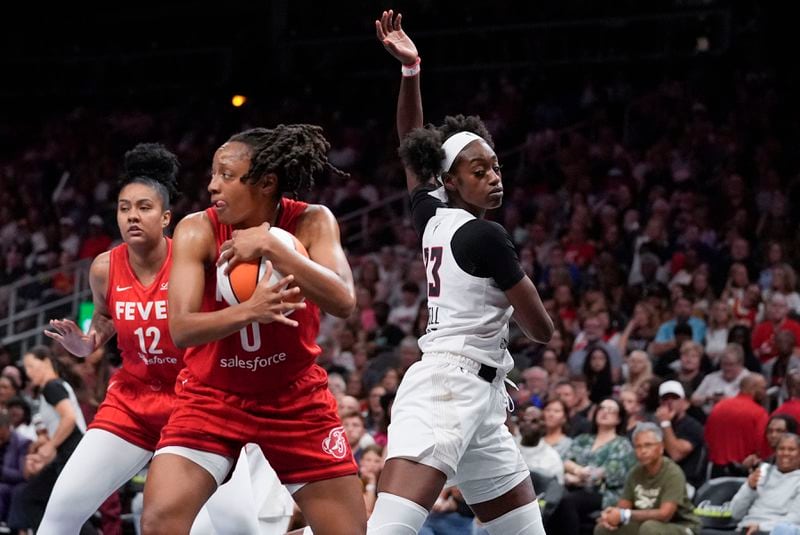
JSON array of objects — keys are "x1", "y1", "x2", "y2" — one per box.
[{"x1": 217, "y1": 227, "x2": 308, "y2": 310}]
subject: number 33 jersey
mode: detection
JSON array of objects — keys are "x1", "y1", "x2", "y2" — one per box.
[
  {"x1": 411, "y1": 185, "x2": 525, "y2": 373},
  {"x1": 107, "y1": 238, "x2": 184, "y2": 385}
]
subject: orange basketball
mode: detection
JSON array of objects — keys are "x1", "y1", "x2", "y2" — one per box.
[{"x1": 217, "y1": 227, "x2": 308, "y2": 308}]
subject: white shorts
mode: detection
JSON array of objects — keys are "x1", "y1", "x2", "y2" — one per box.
[{"x1": 386, "y1": 353, "x2": 528, "y2": 504}]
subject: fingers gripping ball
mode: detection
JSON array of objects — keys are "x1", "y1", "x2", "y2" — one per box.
[{"x1": 217, "y1": 227, "x2": 308, "y2": 313}]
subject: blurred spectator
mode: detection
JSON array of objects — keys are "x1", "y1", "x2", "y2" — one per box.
[
  {"x1": 763, "y1": 330, "x2": 800, "y2": 401},
  {"x1": 342, "y1": 411, "x2": 375, "y2": 465},
  {"x1": 516, "y1": 406, "x2": 564, "y2": 484},
  {"x1": 691, "y1": 343, "x2": 751, "y2": 413},
  {"x1": 4, "y1": 398, "x2": 36, "y2": 443},
  {"x1": 732, "y1": 283, "x2": 763, "y2": 329},
  {"x1": 517, "y1": 366, "x2": 549, "y2": 408},
  {"x1": 616, "y1": 303, "x2": 659, "y2": 356},
  {"x1": 540, "y1": 347, "x2": 569, "y2": 386},
  {"x1": 752, "y1": 294, "x2": 800, "y2": 363},
  {"x1": 548, "y1": 398, "x2": 635, "y2": 534},
  {"x1": 727, "y1": 434, "x2": 800, "y2": 535},
  {"x1": 622, "y1": 350, "x2": 653, "y2": 393},
  {"x1": 653, "y1": 321, "x2": 695, "y2": 377},
  {"x1": 0, "y1": 376, "x2": 20, "y2": 410},
  {"x1": 0, "y1": 413, "x2": 31, "y2": 524},
  {"x1": 654, "y1": 381, "x2": 706, "y2": 488},
  {"x1": 742, "y1": 414, "x2": 798, "y2": 472},
  {"x1": 583, "y1": 347, "x2": 614, "y2": 404},
  {"x1": 728, "y1": 324, "x2": 763, "y2": 372},
  {"x1": 371, "y1": 301, "x2": 405, "y2": 350},
  {"x1": 77, "y1": 215, "x2": 112, "y2": 260},
  {"x1": 387, "y1": 281, "x2": 421, "y2": 335},
  {"x1": 651, "y1": 297, "x2": 707, "y2": 357},
  {"x1": 705, "y1": 374, "x2": 770, "y2": 478},
  {"x1": 772, "y1": 369, "x2": 800, "y2": 424},
  {"x1": 542, "y1": 399, "x2": 573, "y2": 458},
  {"x1": 568, "y1": 315, "x2": 623, "y2": 380},
  {"x1": 764, "y1": 263, "x2": 800, "y2": 315},
  {"x1": 594, "y1": 422, "x2": 699, "y2": 535},
  {"x1": 705, "y1": 300, "x2": 734, "y2": 361},
  {"x1": 357, "y1": 444, "x2": 383, "y2": 516},
  {"x1": 619, "y1": 385, "x2": 646, "y2": 436}
]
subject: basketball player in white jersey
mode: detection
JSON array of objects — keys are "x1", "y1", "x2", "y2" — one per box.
[{"x1": 370, "y1": 11, "x2": 555, "y2": 535}]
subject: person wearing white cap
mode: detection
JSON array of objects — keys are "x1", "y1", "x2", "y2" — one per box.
[
  {"x1": 371, "y1": 10, "x2": 554, "y2": 535},
  {"x1": 655, "y1": 380, "x2": 705, "y2": 487}
]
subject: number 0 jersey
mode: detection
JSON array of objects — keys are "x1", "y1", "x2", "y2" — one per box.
[
  {"x1": 107, "y1": 238, "x2": 184, "y2": 386},
  {"x1": 181, "y1": 199, "x2": 323, "y2": 397},
  {"x1": 411, "y1": 185, "x2": 525, "y2": 373}
]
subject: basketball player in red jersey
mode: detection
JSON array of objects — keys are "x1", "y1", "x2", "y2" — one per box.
[
  {"x1": 41, "y1": 144, "x2": 287, "y2": 534},
  {"x1": 141, "y1": 125, "x2": 366, "y2": 535},
  {"x1": 39, "y1": 144, "x2": 185, "y2": 532}
]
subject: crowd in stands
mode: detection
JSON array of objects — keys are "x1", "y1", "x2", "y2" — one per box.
[{"x1": 2, "y1": 29, "x2": 800, "y2": 533}]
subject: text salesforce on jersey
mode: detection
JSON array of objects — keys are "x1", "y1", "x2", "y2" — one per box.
[{"x1": 219, "y1": 352, "x2": 287, "y2": 371}]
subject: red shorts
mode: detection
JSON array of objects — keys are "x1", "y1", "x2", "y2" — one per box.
[
  {"x1": 157, "y1": 366, "x2": 357, "y2": 484},
  {"x1": 89, "y1": 369, "x2": 176, "y2": 451}
]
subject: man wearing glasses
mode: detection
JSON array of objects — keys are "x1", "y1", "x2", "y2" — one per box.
[{"x1": 595, "y1": 422, "x2": 700, "y2": 534}]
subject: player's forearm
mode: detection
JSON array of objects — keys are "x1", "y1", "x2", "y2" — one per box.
[
  {"x1": 90, "y1": 313, "x2": 116, "y2": 352},
  {"x1": 397, "y1": 72, "x2": 422, "y2": 141},
  {"x1": 49, "y1": 415, "x2": 76, "y2": 449},
  {"x1": 170, "y1": 306, "x2": 255, "y2": 348},
  {"x1": 275, "y1": 255, "x2": 354, "y2": 318}
]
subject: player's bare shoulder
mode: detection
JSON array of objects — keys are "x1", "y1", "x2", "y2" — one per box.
[
  {"x1": 173, "y1": 210, "x2": 217, "y2": 261},
  {"x1": 294, "y1": 203, "x2": 338, "y2": 248}
]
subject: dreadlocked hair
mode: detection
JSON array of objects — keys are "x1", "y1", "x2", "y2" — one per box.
[
  {"x1": 229, "y1": 124, "x2": 346, "y2": 197},
  {"x1": 118, "y1": 143, "x2": 181, "y2": 210},
  {"x1": 399, "y1": 114, "x2": 494, "y2": 183}
]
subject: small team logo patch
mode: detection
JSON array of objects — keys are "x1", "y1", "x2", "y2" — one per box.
[{"x1": 321, "y1": 426, "x2": 348, "y2": 459}]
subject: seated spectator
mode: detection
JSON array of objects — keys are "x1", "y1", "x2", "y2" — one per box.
[
  {"x1": 0, "y1": 413, "x2": 31, "y2": 524},
  {"x1": 546, "y1": 398, "x2": 635, "y2": 535},
  {"x1": 664, "y1": 341, "x2": 708, "y2": 399},
  {"x1": 726, "y1": 433, "x2": 800, "y2": 535},
  {"x1": 371, "y1": 301, "x2": 406, "y2": 350},
  {"x1": 4, "y1": 397, "x2": 36, "y2": 442},
  {"x1": 568, "y1": 315, "x2": 623, "y2": 380},
  {"x1": 358, "y1": 444, "x2": 383, "y2": 516},
  {"x1": 543, "y1": 398, "x2": 573, "y2": 458},
  {"x1": 728, "y1": 324, "x2": 764, "y2": 372},
  {"x1": 387, "y1": 281, "x2": 421, "y2": 334},
  {"x1": 742, "y1": 414, "x2": 798, "y2": 471},
  {"x1": 0, "y1": 375, "x2": 20, "y2": 412},
  {"x1": 516, "y1": 406, "x2": 564, "y2": 484},
  {"x1": 619, "y1": 385, "x2": 646, "y2": 436},
  {"x1": 558, "y1": 376, "x2": 594, "y2": 437},
  {"x1": 773, "y1": 369, "x2": 800, "y2": 423},
  {"x1": 752, "y1": 294, "x2": 800, "y2": 363},
  {"x1": 594, "y1": 422, "x2": 700, "y2": 535},
  {"x1": 706, "y1": 299, "x2": 734, "y2": 362},
  {"x1": 622, "y1": 350, "x2": 653, "y2": 394},
  {"x1": 517, "y1": 366, "x2": 549, "y2": 408},
  {"x1": 732, "y1": 283, "x2": 762, "y2": 329},
  {"x1": 616, "y1": 303, "x2": 659, "y2": 356},
  {"x1": 342, "y1": 411, "x2": 375, "y2": 465},
  {"x1": 654, "y1": 321, "x2": 695, "y2": 377},
  {"x1": 705, "y1": 373, "x2": 770, "y2": 477},
  {"x1": 692, "y1": 343, "x2": 751, "y2": 414},
  {"x1": 540, "y1": 347, "x2": 569, "y2": 386},
  {"x1": 584, "y1": 347, "x2": 614, "y2": 404},
  {"x1": 651, "y1": 296, "x2": 707, "y2": 357},
  {"x1": 337, "y1": 395, "x2": 361, "y2": 418},
  {"x1": 654, "y1": 381, "x2": 706, "y2": 488},
  {"x1": 763, "y1": 330, "x2": 800, "y2": 400}
]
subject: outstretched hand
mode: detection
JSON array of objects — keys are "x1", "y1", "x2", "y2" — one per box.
[
  {"x1": 375, "y1": 10, "x2": 418, "y2": 65},
  {"x1": 44, "y1": 319, "x2": 97, "y2": 358}
]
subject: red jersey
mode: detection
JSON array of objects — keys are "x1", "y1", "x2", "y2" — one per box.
[
  {"x1": 107, "y1": 239, "x2": 184, "y2": 387},
  {"x1": 704, "y1": 394, "x2": 770, "y2": 465},
  {"x1": 751, "y1": 318, "x2": 800, "y2": 362},
  {"x1": 182, "y1": 199, "x2": 322, "y2": 396}
]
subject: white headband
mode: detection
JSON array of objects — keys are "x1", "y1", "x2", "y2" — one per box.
[{"x1": 440, "y1": 131, "x2": 486, "y2": 176}]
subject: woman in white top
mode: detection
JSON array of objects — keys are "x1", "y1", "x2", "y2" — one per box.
[{"x1": 706, "y1": 299, "x2": 734, "y2": 363}]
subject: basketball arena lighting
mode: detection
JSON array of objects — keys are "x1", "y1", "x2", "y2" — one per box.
[{"x1": 231, "y1": 94, "x2": 247, "y2": 107}]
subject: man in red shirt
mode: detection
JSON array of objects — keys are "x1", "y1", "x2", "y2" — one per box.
[
  {"x1": 752, "y1": 294, "x2": 800, "y2": 362},
  {"x1": 773, "y1": 369, "x2": 800, "y2": 423},
  {"x1": 705, "y1": 373, "x2": 770, "y2": 477}
]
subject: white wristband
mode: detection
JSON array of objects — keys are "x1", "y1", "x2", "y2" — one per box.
[
  {"x1": 660, "y1": 420, "x2": 672, "y2": 428},
  {"x1": 402, "y1": 57, "x2": 421, "y2": 77},
  {"x1": 365, "y1": 484, "x2": 376, "y2": 492},
  {"x1": 621, "y1": 508, "x2": 632, "y2": 525}
]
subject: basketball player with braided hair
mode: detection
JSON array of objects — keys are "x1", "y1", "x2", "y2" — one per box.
[
  {"x1": 40, "y1": 144, "x2": 291, "y2": 534},
  {"x1": 141, "y1": 125, "x2": 366, "y2": 534},
  {"x1": 369, "y1": 11, "x2": 554, "y2": 535}
]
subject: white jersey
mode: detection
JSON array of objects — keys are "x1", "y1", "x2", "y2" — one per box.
[{"x1": 419, "y1": 206, "x2": 515, "y2": 372}]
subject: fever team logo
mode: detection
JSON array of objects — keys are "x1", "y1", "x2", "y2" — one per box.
[{"x1": 321, "y1": 426, "x2": 348, "y2": 459}]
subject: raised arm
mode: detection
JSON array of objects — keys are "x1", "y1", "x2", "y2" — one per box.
[
  {"x1": 45, "y1": 253, "x2": 116, "y2": 357},
  {"x1": 168, "y1": 212, "x2": 303, "y2": 348},
  {"x1": 376, "y1": 10, "x2": 423, "y2": 192}
]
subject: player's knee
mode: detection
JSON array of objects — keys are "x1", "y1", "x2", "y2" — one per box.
[
  {"x1": 481, "y1": 501, "x2": 544, "y2": 535},
  {"x1": 140, "y1": 503, "x2": 189, "y2": 535},
  {"x1": 639, "y1": 520, "x2": 665, "y2": 535}
]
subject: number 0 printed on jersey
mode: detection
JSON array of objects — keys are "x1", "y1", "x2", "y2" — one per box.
[{"x1": 423, "y1": 246, "x2": 443, "y2": 297}]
